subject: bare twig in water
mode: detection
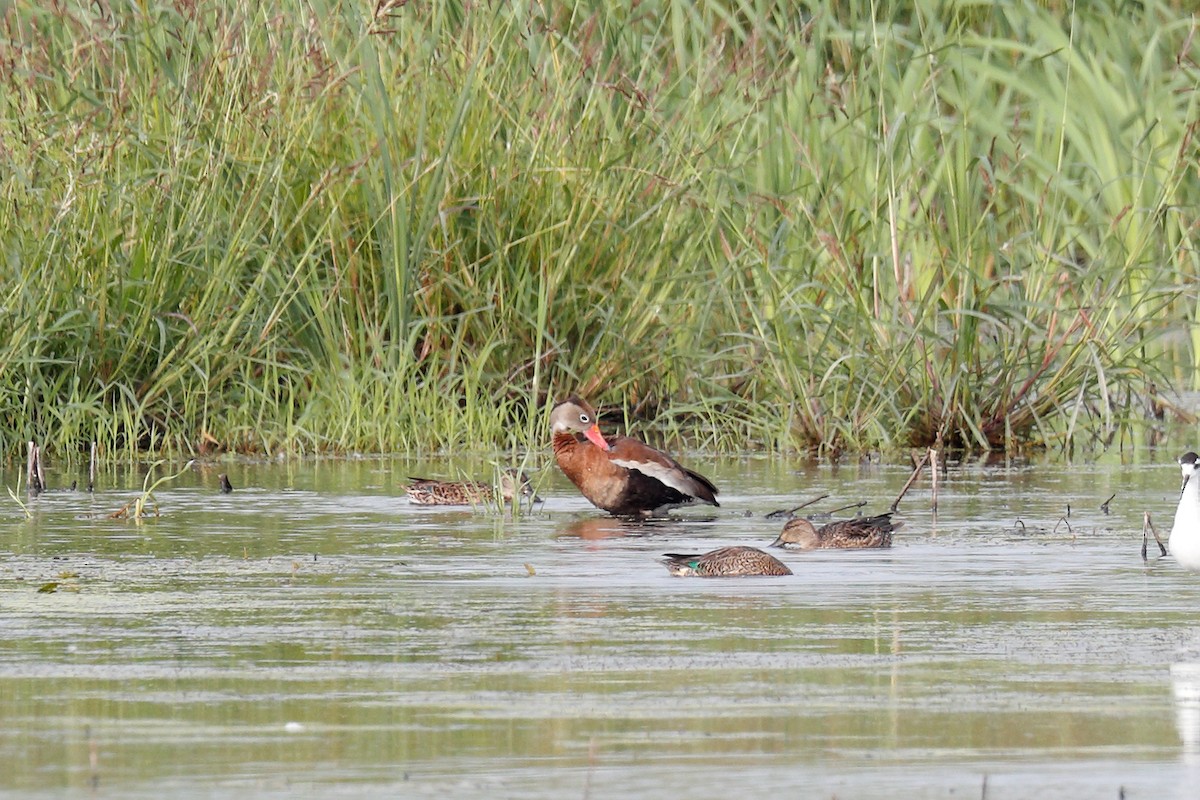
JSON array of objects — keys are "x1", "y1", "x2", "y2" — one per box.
[
  {"x1": 88, "y1": 441, "x2": 97, "y2": 493},
  {"x1": 27, "y1": 441, "x2": 43, "y2": 496},
  {"x1": 765, "y1": 493, "x2": 830, "y2": 520},
  {"x1": 1100, "y1": 493, "x2": 1115, "y2": 515},
  {"x1": 108, "y1": 501, "x2": 140, "y2": 520},
  {"x1": 1052, "y1": 516, "x2": 1073, "y2": 537},
  {"x1": 219, "y1": 474, "x2": 233, "y2": 494},
  {"x1": 1142, "y1": 511, "x2": 1166, "y2": 561},
  {"x1": 930, "y1": 447, "x2": 940, "y2": 512},
  {"x1": 826, "y1": 500, "x2": 867, "y2": 516},
  {"x1": 1013, "y1": 519, "x2": 1027, "y2": 533},
  {"x1": 891, "y1": 450, "x2": 931, "y2": 512},
  {"x1": 804, "y1": 500, "x2": 868, "y2": 522}
]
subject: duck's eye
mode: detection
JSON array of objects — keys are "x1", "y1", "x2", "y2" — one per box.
[{"x1": 578, "y1": 413, "x2": 590, "y2": 425}]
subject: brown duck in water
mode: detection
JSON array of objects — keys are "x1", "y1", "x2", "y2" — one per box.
[
  {"x1": 549, "y1": 396, "x2": 718, "y2": 517},
  {"x1": 769, "y1": 513, "x2": 899, "y2": 550},
  {"x1": 660, "y1": 546, "x2": 792, "y2": 577},
  {"x1": 403, "y1": 469, "x2": 540, "y2": 506}
]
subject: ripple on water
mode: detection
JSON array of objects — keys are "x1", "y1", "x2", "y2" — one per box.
[{"x1": 1, "y1": 455, "x2": 1197, "y2": 798}]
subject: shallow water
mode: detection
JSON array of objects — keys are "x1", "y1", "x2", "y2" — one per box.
[{"x1": 3, "y1": 451, "x2": 1200, "y2": 798}]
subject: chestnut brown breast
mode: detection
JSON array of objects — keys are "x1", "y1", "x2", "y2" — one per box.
[{"x1": 553, "y1": 431, "x2": 719, "y2": 516}]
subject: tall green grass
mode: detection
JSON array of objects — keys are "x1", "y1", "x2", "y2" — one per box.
[{"x1": 0, "y1": 0, "x2": 1197, "y2": 459}]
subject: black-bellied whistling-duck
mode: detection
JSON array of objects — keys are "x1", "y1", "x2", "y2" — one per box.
[
  {"x1": 768, "y1": 513, "x2": 899, "y2": 550},
  {"x1": 549, "y1": 396, "x2": 719, "y2": 516},
  {"x1": 403, "y1": 469, "x2": 541, "y2": 506},
  {"x1": 660, "y1": 547, "x2": 792, "y2": 577}
]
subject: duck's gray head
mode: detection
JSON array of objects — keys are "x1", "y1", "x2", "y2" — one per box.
[
  {"x1": 499, "y1": 468, "x2": 542, "y2": 504},
  {"x1": 549, "y1": 396, "x2": 610, "y2": 451},
  {"x1": 769, "y1": 517, "x2": 820, "y2": 550}
]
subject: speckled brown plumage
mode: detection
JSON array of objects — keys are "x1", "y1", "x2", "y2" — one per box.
[
  {"x1": 660, "y1": 546, "x2": 792, "y2": 577},
  {"x1": 769, "y1": 513, "x2": 899, "y2": 550},
  {"x1": 403, "y1": 469, "x2": 539, "y2": 506}
]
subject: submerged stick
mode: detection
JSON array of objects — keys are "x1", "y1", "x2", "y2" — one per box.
[
  {"x1": 764, "y1": 493, "x2": 830, "y2": 520},
  {"x1": 890, "y1": 450, "x2": 930, "y2": 512},
  {"x1": 1100, "y1": 493, "x2": 1115, "y2": 515},
  {"x1": 88, "y1": 440, "x2": 97, "y2": 493},
  {"x1": 26, "y1": 441, "x2": 43, "y2": 496},
  {"x1": 803, "y1": 499, "x2": 868, "y2": 521},
  {"x1": 1142, "y1": 511, "x2": 1167, "y2": 561},
  {"x1": 930, "y1": 447, "x2": 939, "y2": 512}
]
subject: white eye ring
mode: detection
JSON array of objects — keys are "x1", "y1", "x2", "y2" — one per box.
[{"x1": 579, "y1": 413, "x2": 590, "y2": 424}]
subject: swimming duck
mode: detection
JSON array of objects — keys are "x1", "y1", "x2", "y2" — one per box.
[
  {"x1": 403, "y1": 469, "x2": 540, "y2": 506},
  {"x1": 660, "y1": 546, "x2": 792, "y2": 577},
  {"x1": 769, "y1": 512, "x2": 899, "y2": 550}
]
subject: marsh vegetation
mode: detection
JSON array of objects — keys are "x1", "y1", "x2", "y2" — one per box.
[{"x1": 2, "y1": 0, "x2": 1197, "y2": 459}]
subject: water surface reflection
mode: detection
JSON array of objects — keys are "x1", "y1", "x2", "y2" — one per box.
[{"x1": 1, "y1": 453, "x2": 1198, "y2": 798}]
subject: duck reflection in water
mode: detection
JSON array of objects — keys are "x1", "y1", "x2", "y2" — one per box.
[{"x1": 555, "y1": 516, "x2": 714, "y2": 540}]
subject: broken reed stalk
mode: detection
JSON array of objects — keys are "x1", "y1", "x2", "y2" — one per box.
[
  {"x1": 26, "y1": 441, "x2": 43, "y2": 495},
  {"x1": 930, "y1": 447, "x2": 940, "y2": 512},
  {"x1": 1142, "y1": 511, "x2": 1167, "y2": 561},
  {"x1": 789, "y1": 493, "x2": 829, "y2": 513},
  {"x1": 88, "y1": 440, "x2": 97, "y2": 492},
  {"x1": 765, "y1": 493, "x2": 830, "y2": 520},
  {"x1": 891, "y1": 449, "x2": 931, "y2": 512}
]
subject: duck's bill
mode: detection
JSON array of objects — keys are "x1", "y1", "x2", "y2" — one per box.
[{"x1": 584, "y1": 424, "x2": 611, "y2": 451}]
